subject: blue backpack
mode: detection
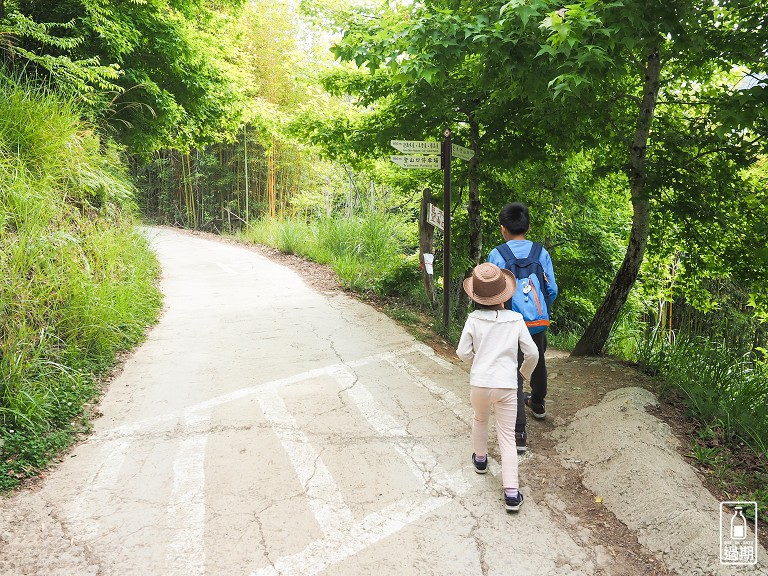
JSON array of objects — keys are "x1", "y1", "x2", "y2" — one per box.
[{"x1": 494, "y1": 242, "x2": 551, "y2": 332}]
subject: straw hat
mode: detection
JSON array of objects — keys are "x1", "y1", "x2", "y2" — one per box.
[{"x1": 462, "y1": 263, "x2": 516, "y2": 306}]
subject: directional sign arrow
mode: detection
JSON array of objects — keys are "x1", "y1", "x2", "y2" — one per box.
[
  {"x1": 390, "y1": 155, "x2": 441, "y2": 169},
  {"x1": 390, "y1": 140, "x2": 441, "y2": 154},
  {"x1": 451, "y1": 144, "x2": 475, "y2": 161}
]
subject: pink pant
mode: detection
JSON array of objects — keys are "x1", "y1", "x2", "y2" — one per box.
[{"x1": 470, "y1": 386, "x2": 519, "y2": 489}]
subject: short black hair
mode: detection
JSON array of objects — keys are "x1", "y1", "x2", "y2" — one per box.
[{"x1": 499, "y1": 202, "x2": 530, "y2": 235}]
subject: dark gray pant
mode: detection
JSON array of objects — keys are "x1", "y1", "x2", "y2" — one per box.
[{"x1": 516, "y1": 330, "x2": 548, "y2": 433}]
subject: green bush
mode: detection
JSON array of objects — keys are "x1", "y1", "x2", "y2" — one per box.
[
  {"x1": 376, "y1": 253, "x2": 423, "y2": 298},
  {"x1": 276, "y1": 219, "x2": 313, "y2": 258}
]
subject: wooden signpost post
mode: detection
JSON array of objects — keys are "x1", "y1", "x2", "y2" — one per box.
[
  {"x1": 390, "y1": 131, "x2": 475, "y2": 328},
  {"x1": 419, "y1": 189, "x2": 438, "y2": 312}
]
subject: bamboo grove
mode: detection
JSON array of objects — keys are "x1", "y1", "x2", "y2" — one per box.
[{"x1": 133, "y1": 133, "x2": 308, "y2": 231}]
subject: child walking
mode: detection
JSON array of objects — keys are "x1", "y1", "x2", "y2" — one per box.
[
  {"x1": 488, "y1": 202, "x2": 558, "y2": 453},
  {"x1": 456, "y1": 263, "x2": 539, "y2": 511}
]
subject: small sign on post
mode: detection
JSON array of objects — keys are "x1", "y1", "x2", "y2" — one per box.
[
  {"x1": 426, "y1": 203, "x2": 444, "y2": 231},
  {"x1": 390, "y1": 155, "x2": 441, "y2": 169},
  {"x1": 451, "y1": 143, "x2": 475, "y2": 161},
  {"x1": 390, "y1": 140, "x2": 442, "y2": 154}
]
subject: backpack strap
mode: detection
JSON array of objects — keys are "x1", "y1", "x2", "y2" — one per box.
[
  {"x1": 527, "y1": 242, "x2": 543, "y2": 261},
  {"x1": 527, "y1": 242, "x2": 551, "y2": 311},
  {"x1": 495, "y1": 243, "x2": 516, "y2": 267}
]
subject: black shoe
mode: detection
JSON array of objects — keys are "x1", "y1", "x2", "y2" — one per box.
[
  {"x1": 504, "y1": 490, "x2": 524, "y2": 512},
  {"x1": 515, "y1": 431, "x2": 527, "y2": 453},
  {"x1": 472, "y1": 453, "x2": 488, "y2": 474},
  {"x1": 525, "y1": 393, "x2": 546, "y2": 419}
]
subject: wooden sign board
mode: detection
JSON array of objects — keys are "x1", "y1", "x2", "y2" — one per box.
[{"x1": 451, "y1": 143, "x2": 475, "y2": 161}]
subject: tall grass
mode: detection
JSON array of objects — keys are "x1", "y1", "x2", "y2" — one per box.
[
  {"x1": 0, "y1": 74, "x2": 161, "y2": 489},
  {"x1": 238, "y1": 212, "x2": 420, "y2": 295},
  {"x1": 636, "y1": 334, "x2": 768, "y2": 463}
]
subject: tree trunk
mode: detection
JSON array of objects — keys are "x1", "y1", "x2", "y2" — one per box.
[
  {"x1": 467, "y1": 113, "x2": 482, "y2": 264},
  {"x1": 571, "y1": 44, "x2": 661, "y2": 357},
  {"x1": 268, "y1": 139, "x2": 277, "y2": 219}
]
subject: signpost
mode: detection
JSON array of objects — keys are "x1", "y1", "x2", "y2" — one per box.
[
  {"x1": 441, "y1": 130, "x2": 452, "y2": 329},
  {"x1": 389, "y1": 132, "x2": 474, "y2": 328}
]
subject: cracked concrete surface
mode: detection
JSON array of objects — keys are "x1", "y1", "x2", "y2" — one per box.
[{"x1": 0, "y1": 227, "x2": 764, "y2": 575}]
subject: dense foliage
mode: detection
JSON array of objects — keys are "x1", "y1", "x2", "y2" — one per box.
[
  {"x1": 1, "y1": 0, "x2": 248, "y2": 153},
  {"x1": 0, "y1": 75, "x2": 161, "y2": 488},
  {"x1": 320, "y1": 0, "x2": 768, "y2": 354}
]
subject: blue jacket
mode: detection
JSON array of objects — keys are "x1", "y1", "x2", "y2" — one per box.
[{"x1": 487, "y1": 239, "x2": 558, "y2": 334}]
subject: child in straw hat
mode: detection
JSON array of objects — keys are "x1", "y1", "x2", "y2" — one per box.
[{"x1": 456, "y1": 262, "x2": 539, "y2": 511}]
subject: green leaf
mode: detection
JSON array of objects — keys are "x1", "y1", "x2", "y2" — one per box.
[{"x1": 519, "y1": 6, "x2": 540, "y2": 28}]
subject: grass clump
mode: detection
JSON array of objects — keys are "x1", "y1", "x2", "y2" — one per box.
[
  {"x1": 637, "y1": 336, "x2": 768, "y2": 454},
  {"x1": 0, "y1": 74, "x2": 162, "y2": 489},
  {"x1": 237, "y1": 212, "x2": 417, "y2": 296}
]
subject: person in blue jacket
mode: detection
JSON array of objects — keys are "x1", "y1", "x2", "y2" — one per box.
[{"x1": 487, "y1": 202, "x2": 558, "y2": 452}]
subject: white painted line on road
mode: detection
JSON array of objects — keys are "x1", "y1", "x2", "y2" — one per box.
[
  {"x1": 249, "y1": 495, "x2": 452, "y2": 576},
  {"x1": 253, "y1": 365, "x2": 471, "y2": 576},
  {"x1": 66, "y1": 437, "x2": 132, "y2": 540},
  {"x1": 413, "y1": 341, "x2": 454, "y2": 369},
  {"x1": 88, "y1": 364, "x2": 334, "y2": 444},
  {"x1": 72, "y1": 342, "x2": 465, "y2": 576},
  {"x1": 90, "y1": 344, "x2": 449, "y2": 444},
  {"x1": 377, "y1": 353, "x2": 505, "y2": 476},
  {"x1": 258, "y1": 389, "x2": 354, "y2": 538},
  {"x1": 333, "y1": 365, "x2": 435, "y2": 486},
  {"x1": 383, "y1": 353, "x2": 470, "y2": 426},
  {"x1": 166, "y1": 412, "x2": 210, "y2": 576},
  {"x1": 329, "y1": 366, "x2": 407, "y2": 438},
  {"x1": 334, "y1": 365, "x2": 469, "y2": 495}
]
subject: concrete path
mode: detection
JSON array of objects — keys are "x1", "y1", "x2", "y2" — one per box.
[
  {"x1": 3, "y1": 227, "x2": 766, "y2": 576},
  {"x1": 0, "y1": 227, "x2": 606, "y2": 575}
]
